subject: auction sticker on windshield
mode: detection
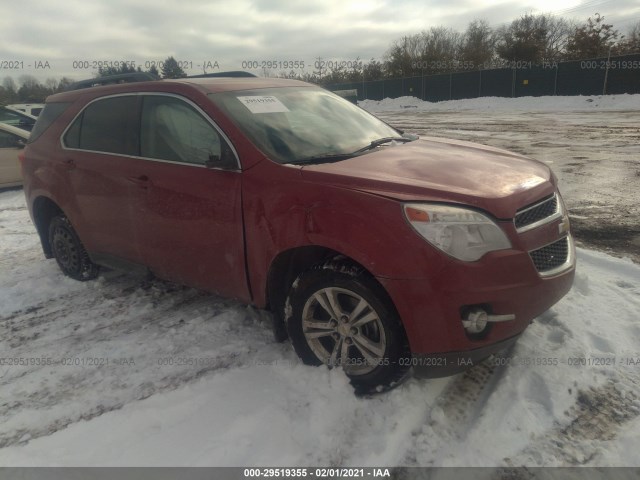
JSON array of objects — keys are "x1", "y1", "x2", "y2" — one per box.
[{"x1": 237, "y1": 95, "x2": 290, "y2": 113}]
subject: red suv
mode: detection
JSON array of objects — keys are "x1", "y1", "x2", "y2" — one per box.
[{"x1": 21, "y1": 74, "x2": 575, "y2": 392}]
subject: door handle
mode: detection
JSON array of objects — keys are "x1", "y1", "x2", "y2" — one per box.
[
  {"x1": 62, "y1": 158, "x2": 76, "y2": 170},
  {"x1": 126, "y1": 175, "x2": 150, "y2": 188}
]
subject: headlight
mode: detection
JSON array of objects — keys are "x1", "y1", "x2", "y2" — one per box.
[{"x1": 403, "y1": 203, "x2": 512, "y2": 261}]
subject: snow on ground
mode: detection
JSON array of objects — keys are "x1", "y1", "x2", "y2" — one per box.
[
  {"x1": 1, "y1": 192, "x2": 639, "y2": 467},
  {"x1": 1, "y1": 96, "x2": 640, "y2": 467},
  {"x1": 359, "y1": 93, "x2": 640, "y2": 113}
]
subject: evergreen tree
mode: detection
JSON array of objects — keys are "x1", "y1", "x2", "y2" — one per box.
[
  {"x1": 161, "y1": 56, "x2": 187, "y2": 79},
  {"x1": 460, "y1": 20, "x2": 495, "y2": 68},
  {"x1": 97, "y1": 63, "x2": 138, "y2": 77},
  {"x1": 147, "y1": 64, "x2": 160, "y2": 78},
  {"x1": 565, "y1": 14, "x2": 620, "y2": 59},
  {"x1": 495, "y1": 14, "x2": 549, "y2": 63}
]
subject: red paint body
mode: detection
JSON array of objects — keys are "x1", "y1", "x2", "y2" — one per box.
[{"x1": 22, "y1": 77, "x2": 575, "y2": 359}]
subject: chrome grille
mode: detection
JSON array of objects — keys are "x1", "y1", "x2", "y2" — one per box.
[
  {"x1": 530, "y1": 237, "x2": 570, "y2": 274},
  {"x1": 514, "y1": 194, "x2": 559, "y2": 232}
]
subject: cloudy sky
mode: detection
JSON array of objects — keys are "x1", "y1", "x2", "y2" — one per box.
[{"x1": 1, "y1": 0, "x2": 638, "y2": 82}]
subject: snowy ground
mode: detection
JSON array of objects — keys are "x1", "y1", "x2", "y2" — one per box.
[{"x1": 1, "y1": 95, "x2": 640, "y2": 467}]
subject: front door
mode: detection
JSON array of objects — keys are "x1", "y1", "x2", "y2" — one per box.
[{"x1": 130, "y1": 94, "x2": 249, "y2": 301}]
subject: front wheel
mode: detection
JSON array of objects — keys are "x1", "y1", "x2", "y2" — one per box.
[
  {"x1": 285, "y1": 261, "x2": 411, "y2": 393},
  {"x1": 48, "y1": 215, "x2": 99, "y2": 281}
]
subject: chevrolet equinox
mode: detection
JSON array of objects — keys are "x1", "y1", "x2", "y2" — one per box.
[{"x1": 21, "y1": 75, "x2": 575, "y2": 392}]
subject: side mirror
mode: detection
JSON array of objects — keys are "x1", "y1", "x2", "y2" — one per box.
[
  {"x1": 205, "y1": 154, "x2": 220, "y2": 168},
  {"x1": 205, "y1": 145, "x2": 237, "y2": 170}
]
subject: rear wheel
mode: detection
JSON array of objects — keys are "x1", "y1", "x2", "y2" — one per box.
[
  {"x1": 48, "y1": 215, "x2": 99, "y2": 281},
  {"x1": 285, "y1": 261, "x2": 410, "y2": 393}
]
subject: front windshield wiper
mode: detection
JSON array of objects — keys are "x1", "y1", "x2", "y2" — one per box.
[
  {"x1": 286, "y1": 153, "x2": 356, "y2": 165},
  {"x1": 287, "y1": 136, "x2": 415, "y2": 166},
  {"x1": 351, "y1": 136, "x2": 412, "y2": 155}
]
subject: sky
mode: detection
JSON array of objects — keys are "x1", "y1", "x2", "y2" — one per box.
[{"x1": 1, "y1": 0, "x2": 639, "y2": 83}]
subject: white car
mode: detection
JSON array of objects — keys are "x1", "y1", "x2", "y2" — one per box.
[
  {"x1": 0, "y1": 106, "x2": 37, "y2": 132},
  {"x1": 7, "y1": 103, "x2": 45, "y2": 116},
  {"x1": 0, "y1": 123, "x2": 29, "y2": 188}
]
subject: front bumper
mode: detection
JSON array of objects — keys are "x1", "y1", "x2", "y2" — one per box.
[
  {"x1": 377, "y1": 235, "x2": 575, "y2": 361},
  {"x1": 410, "y1": 334, "x2": 521, "y2": 378}
]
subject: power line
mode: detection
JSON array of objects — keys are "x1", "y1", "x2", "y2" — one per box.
[
  {"x1": 484, "y1": 0, "x2": 637, "y2": 32},
  {"x1": 551, "y1": 0, "x2": 617, "y2": 17}
]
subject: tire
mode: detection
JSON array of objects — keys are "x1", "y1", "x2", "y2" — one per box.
[
  {"x1": 285, "y1": 260, "x2": 411, "y2": 393},
  {"x1": 48, "y1": 215, "x2": 99, "y2": 281}
]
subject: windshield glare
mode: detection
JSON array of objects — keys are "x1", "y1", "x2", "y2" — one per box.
[{"x1": 208, "y1": 87, "x2": 400, "y2": 164}]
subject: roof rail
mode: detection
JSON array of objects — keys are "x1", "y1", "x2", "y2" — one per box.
[
  {"x1": 65, "y1": 72, "x2": 160, "y2": 91},
  {"x1": 186, "y1": 71, "x2": 257, "y2": 78},
  {"x1": 65, "y1": 71, "x2": 258, "y2": 91}
]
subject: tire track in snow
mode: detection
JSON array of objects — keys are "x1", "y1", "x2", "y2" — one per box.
[
  {"x1": 504, "y1": 376, "x2": 640, "y2": 466},
  {"x1": 0, "y1": 274, "x2": 272, "y2": 449},
  {"x1": 400, "y1": 354, "x2": 511, "y2": 467},
  {"x1": 0, "y1": 351, "x2": 249, "y2": 449}
]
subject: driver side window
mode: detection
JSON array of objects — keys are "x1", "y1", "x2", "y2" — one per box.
[{"x1": 141, "y1": 95, "x2": 235, "y2": 169}]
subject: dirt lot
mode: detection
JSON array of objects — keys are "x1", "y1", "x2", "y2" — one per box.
[{"x1": 375, "y1": 109, "x2": 640, "y2": 263}]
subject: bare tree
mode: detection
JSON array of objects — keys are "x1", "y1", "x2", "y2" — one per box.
[
  {"x1": 417, "y1": 27, "x2": 462, "y2": 73},
  {"x1": 2, "y1": 77, "x2": 18, "y2": 97},
  {"x1": 494, "y1": 13, "x2": 570, "y2": 64},
  {"x1": 385, "y1": 28, "x2": 463, "y2": 76},
  {"x1": 617, "y1": 21, "x2": 640, "y2": 54},
  {"x1": 363, "y1": 58, "x2": 385, "y2": 81},
  {"x1": 541, "y1": 15, "x2": 573, "y2": 62},
  {"x1": 384, "y1": 36, "x2": 416, "y2": 77}
]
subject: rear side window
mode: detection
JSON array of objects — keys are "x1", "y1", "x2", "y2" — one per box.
[
  {"x1": 28, "y1": 102, "x2": 71, "y2": 143},
  {"x1": 64, "y1": 96, "x2": 137, "y2": 155}
]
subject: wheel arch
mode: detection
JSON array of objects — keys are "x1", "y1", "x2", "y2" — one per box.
[
  {"x1": 31, "y1": 196, "x2": 64, "y2": 258},
  {"x1": 265, "y1": 245, "x2": 404, "y2": 334}
]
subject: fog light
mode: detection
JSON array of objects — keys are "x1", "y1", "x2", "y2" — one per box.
[
  {"x1": 462, "y1": 309, "x2": 489, "y2": 334},
  {"x1": 461, "y1": 308, "x2": 516, "y2": 335}
]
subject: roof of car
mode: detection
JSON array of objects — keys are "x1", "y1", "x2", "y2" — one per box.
[{"x1": 47, "y1": 77, "x2": 314, "y2": 103}]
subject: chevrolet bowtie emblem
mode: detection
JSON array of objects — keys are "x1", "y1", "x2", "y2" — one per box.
[{"x1": 558, "y1": 216, "x2": 570, "y2": 235}]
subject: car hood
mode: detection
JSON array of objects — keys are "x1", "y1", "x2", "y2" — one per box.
[{"x1": 299, "y1": 137, "x2": 555, "y2": 219}]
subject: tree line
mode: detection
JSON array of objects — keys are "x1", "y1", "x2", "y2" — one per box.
[
  {"x1": 300, "y1": 13, "x2": 640, "y2": 85},
  {"x1": 1, "y1": 13, "x2": 639, "y2": 103},
  {"x1": 0, "y1": 57, "x2": 187, "y2": 105}
]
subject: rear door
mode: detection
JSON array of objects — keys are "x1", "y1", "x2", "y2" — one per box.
[
  {"x1": 131, "y1": 94, "x2": 249, "y2": 301},
  {"x1": 61, "y1": 95, "x2": 144, "y2": 264}
]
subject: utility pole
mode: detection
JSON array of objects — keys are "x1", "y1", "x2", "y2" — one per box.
[{"x1": 602, "y1": 45, "x2": 612, "y2": 95}]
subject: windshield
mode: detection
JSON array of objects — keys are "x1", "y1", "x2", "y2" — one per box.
[{"x1": 208, "y1": 87, "x2": 403, "y2": 164}]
